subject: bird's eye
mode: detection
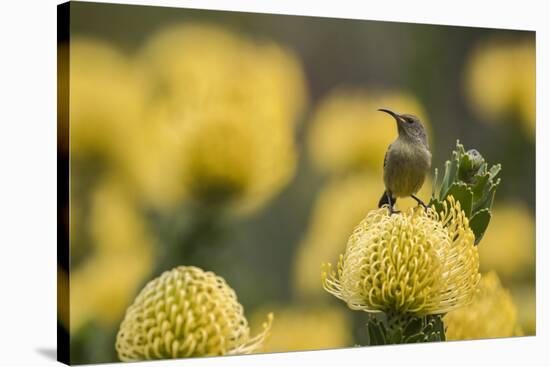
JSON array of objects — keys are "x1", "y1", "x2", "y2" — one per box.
[{"x1": 404, "y1": 117, "x2": 414, "y2": 124}]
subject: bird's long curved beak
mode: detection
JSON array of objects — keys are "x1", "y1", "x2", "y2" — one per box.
[{"x1": 377, "y1": 108, "x2": 402, "y2": 122}]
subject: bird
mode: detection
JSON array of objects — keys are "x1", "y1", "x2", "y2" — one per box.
[{"x1": 377, "y1": 108, "x2": 432, "y2": 214}]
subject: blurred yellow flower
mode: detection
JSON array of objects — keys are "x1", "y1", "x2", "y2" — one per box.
[
  {"x1": 134, "y1": 23, "x2": 307, "y2": 212},
  {"x1": 138, "y1": 23, "x2": 307, "y2": 128},
  {"x1": 445, "y1": 272, "x2": 520, "y2": 340},
  {"x1": 478, "y1": 201, "x2": 535, "y2": 281},
  {"x1": 323, "y1": 197, "x2": 480, "y2": 315},
  {"x1": 179, "y1": 106, "x2": 297, "y2": 213},
  {"x1": 250, "y1": 304, "x2": 351, "y2": 352},
  {"x1": 510, "y1": 285, "x2": 536, "y2": 336},
  {"x1": 69, "y1": 37, "x2": 147, "y2": 164},
  {"x1": 308, "y1": 88, "x2": 430, "y2": 175},
  {"x1": 465, "y1": 38, "x2": 535, "y2": 137},
  {"x1": 69, "y1": 26, "x2": 308, "y2": 213},
  {"x1": 294, "y1": 173, "x2": 432, "y2": 299},
  {"x1": 116, "y1": 266, "x2": 273, "y2": 361},
  {"x1": 70, "y1": 178, "x2": 154, "y2": 332},
  {"x1": 117, "y1": 117, "x2": 187, "y2": 210},
  {"x1": 69, "y1": 37, "x2": 185, "y2": 210}
]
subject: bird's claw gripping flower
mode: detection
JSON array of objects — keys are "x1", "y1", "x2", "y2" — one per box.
[
  {"x1": 116, "y1": 266, "x2": 273, "y2": 361},
  {"x1": 322, "y1": 196, "x2": 480, "y2": 316}
]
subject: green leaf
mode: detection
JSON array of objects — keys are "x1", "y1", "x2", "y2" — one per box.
[
  {"x1": 404, "y1": 332, "x2": 426, "y2": 343},
  {"x1": 445, "y1": 183, "x2": 473, "y2": 218},
  {"x1": 489, "y1": 164, "x2": 502, "y2": 179},
  {"x1": 469, "y1": 208, "x2": 491, "y2": 245},
  {"x1": 473, "y1": 181, "x2": 498, "y2": 213},
  {"x1": 422, "y1": 315, "x2": 445, "y2": 342},
  {"x1": 390, "y1": 327, "x2": 403, "y2": 344},
  {"x1": 458, "y1": 152, "x2": 474, "y2": 182},
  {"x1": 470, "y1": 172, "x2": 489, "y2": 202},
  {"x1": 430, "y1": 315, "x2": 446, "y2": 342},
  {"x1": 366, "y1": 318, "x2": 386, "y2": 346},
  {"x1": 431, "y1": 168, "x2": 439, "y2": 200},
  {"x1": 403, "y1": 317, "x2": 423, "y2": 336},
  {"x1": 439, "y1": 160, "x2": 453, "y2": 199}
]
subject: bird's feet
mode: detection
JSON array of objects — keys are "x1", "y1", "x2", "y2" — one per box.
[
  {"x1": 389, "y1": 207, "x2": 401, "y2": 215},
  {"x1": 411, "y1": 194, "x2": 428, "y2": 211},
  {"x1": 380, "y1": 192, "x2": 401, "y2": 215}
]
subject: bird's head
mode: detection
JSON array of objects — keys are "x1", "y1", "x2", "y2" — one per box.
[{"x1": 378, "y1": 108, "x2": 428, "y2": 147}]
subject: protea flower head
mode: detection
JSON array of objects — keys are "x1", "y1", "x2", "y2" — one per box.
[
  {"x1": 116, "y1": 266, "x2": 273, "y2": 361},
  {"x1": 444, "y1": 271, "x2": 521, "y2": 340},
  {"x1": 322, "y1": 196, "x2": 480, "y2": 316}
]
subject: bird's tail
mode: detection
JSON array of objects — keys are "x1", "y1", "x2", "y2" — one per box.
[{"x1": 378, "y1": 191, "x2": 396, "y2": 208}]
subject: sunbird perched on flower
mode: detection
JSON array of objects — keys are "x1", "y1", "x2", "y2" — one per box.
[{"x1": 377, "y1": 108, "x2": 432, "y2": 213}]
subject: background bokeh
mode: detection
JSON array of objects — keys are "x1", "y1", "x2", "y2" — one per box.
[{"x1": 59, "y1": 2, "x2": 535, "y2": 364}]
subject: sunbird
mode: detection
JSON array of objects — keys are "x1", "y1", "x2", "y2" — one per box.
[{"x1": 377, "y1": 108, "x2": 432, "y2": 213}]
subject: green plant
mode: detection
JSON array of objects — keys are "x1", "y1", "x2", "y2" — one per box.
[{"x1": 431, "y1": 140, "x2": 501, "y2": 244}]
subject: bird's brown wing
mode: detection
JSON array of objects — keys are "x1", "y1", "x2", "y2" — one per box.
[{"x1": 383, "y1": 143, "x2": 391, "y2": 168}]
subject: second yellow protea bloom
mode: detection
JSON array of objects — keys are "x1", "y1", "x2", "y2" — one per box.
[
  {"x1": 322, "y1": 197, "x2": 480, "y2": 316},
  {"x1": 116, "y1": 266, "x2": 273, "y2": 361},
  {"x1": 444, "y1": 272, "x2": 521, "y2": 340}
]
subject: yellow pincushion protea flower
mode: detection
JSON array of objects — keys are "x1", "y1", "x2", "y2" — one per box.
[
  {"x1": 116, "y1": 266, "x2": 273, "y2": 361},
  {"x1": 322, "y1": 197, "x2": 480, "y2": 315},
  {"x1": 444, "y1": 272, "x2": 520, "y2": 340}
]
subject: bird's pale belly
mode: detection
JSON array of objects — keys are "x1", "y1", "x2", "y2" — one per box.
[{"x1": 384, "y1": 145, "x2": 430, "y2": 198}]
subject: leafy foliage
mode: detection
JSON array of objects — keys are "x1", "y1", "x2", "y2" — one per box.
[
  {"x1": 430, "y1": 140, "x2": 501, "y2": 244},
  {"x1": 366, "y1": 313, "x2": 446, "y2": 345}
]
